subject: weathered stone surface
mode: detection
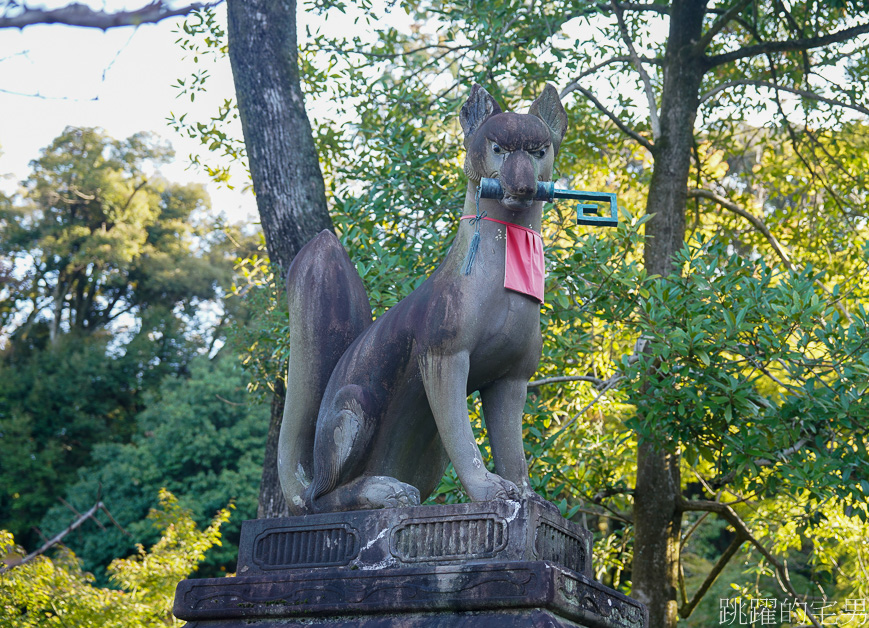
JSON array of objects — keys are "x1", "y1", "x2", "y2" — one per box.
[
  {"x1": 182, "y1": 608, "x2": 598, "y2": 627},
  {"x1": 173, "y1": 500, "x2": 647, "y2": 628},
  {"x1": 236, "y1": 497, "x2": 591, "y2": 577},
  {"x1": 176, "y1": 561, "x2": 643, "y2": 628}
]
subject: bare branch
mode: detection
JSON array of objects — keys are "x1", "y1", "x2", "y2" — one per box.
[
  {"x1": 687, "y1": 188, "x2": 794, "y2": 269},
  {"x1": 681, "y1": 498, "x2": 823, "y2": 628},
  {"x1": 611, "y1": 2, "x2": 671, "y2": 15},
  {"x1": 561, "y1": 56, "x2": 633, "y2": 94},
  {"x1": 754, "y1": 438, "x2": 810, "y2": 467},
  {"x1": 561, "y1": 55, "x2": 663, "y2": 97},
  {"x1": 99, "y1": 504, "x2": 131, "y2": 537},
  {"x1": 547, "y1": 376, "x2": 624, "y2": 440},
  {"x1": 528, "y1": 374, "x2": 606, "y2": 388},
  {"x1": 611, "y1": 0, "x2": 660, "y2": 138},
  {"x1": 700, "y1": 79, "x2": 869, "y2": 117},
  {"x1": 58, "y1": 496, "x2": 105, "y2": 530},
  {"x1": 706, "y1": 22, "x2": 869, "y2": 68},
  {"x1": 215, "y1": 393, "x2": 245, "y2": 406},
  {"x1": 570, "y1": 84, "x2": 655, "y2": 151},
  {"x1": 593, "y1": 485, "x2": 634, "y2": 503},
  {"x1": 679, "y1": 532, "x2": 747, "y2": 618},
  {"x1": 0, "y1": 501, "x2": 103, "y2": 574},
  {"x1": 0, "y1": 1, "x2": 222, "y2": 30}
]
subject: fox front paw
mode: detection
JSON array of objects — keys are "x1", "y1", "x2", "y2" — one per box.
[{"x1": 464, "y1": 471, "x2": 521, "y2": 502}]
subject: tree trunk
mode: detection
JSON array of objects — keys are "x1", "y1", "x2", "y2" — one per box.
[
  {"x1": 258, "y1": 376, "x2": 288, "y2": 518},
  {"x1": 226, "y1": 0, "x2": 334, "y2": 518},
  {"x1": 631, "y1": 1, "x2": 707, "y2": 626}
]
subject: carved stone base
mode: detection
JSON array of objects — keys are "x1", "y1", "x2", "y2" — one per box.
[{"x1": 173, "y1": 499, "x2": 647, "y2": 628}]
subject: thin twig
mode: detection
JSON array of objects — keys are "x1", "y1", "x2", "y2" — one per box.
[
  {"x1": 681, "y1": 498, "x2": 823, "y2": 628},
  {"x1": 611, "y1": 0, "x2": 660, "y2": 137},
  {"x1": 215, "y1": 393, "x2": 245, "y2": 406},
  {"x1": 687, "y1": 188, "x2": 794, "y2": 269},
  {"x1": 571, "y1": 84, "x2": 654, "y2": 151},
  {"x1": 706, "y1": 21, "x2": 869, "y2": 68},
  {"x1": 696, "y1": 0, "x2": 753, "y2": 51},
  {"x1": 679, "y1": 532, "x2": 748, "y2": 618},
  {"x1": 528, "y1": 374, "x2": 606, "y2": 388},
  {"x1": 699, "y1": 79, "x2": 869, "y2": 117},
  {"x1": 58, "y1": 497, "x2": 105, "y2": 531}
]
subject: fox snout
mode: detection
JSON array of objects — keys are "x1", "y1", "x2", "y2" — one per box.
[{"x1": 500, "y1": 151, "x2": 538, "y2": 201}]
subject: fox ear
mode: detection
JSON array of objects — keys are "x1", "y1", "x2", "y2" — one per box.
[
  {"x1": 460, "y1": 84, "x2": 502, "y2": 141},
  {"x1": 529, "y1": 83, "x2": 568, "y2": 154}
]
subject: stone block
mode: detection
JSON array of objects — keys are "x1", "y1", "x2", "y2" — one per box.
[
  {"x1": 236, "y1": 497, "x2": 592, "y2": 577},
  {"x1": 173, "y1": 499, "x2": 647, "y2": 628}
]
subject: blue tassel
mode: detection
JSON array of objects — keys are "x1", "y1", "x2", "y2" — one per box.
[
  {"x1": 463, "y1": 185, "x2": 485, "y2": 275},
  {"x1": 463, "y1": 229, "x2": 481, "y2": 275}
]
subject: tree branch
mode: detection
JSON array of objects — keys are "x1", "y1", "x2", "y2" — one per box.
[
  {"x1": 528, "y1": 374, "x2": 606, "y2": 388},
  {"x1": 608, "y1": 2, "x2": 671, "y2": 15},
  {"x1": 611, "y1": 0, "x2": 660, "y2": 138},
  {"x1": 706, "y1": 22, "x2": 869, "y2": 68},
  {"x1": 542, "y1": 376, "x2": 624, "y2": 446},
  {"x1": 0, "y1": 1, "x2": 221, "y2": 30},
  {"x1": 696, "y1": 0, "x2": 753, "y2": 51},
  {"x1": 687, "y1": 188, "x2": 794, "y2": 270},
  {"x1": 681, "y1": 498, "x2": 823, "y2": 628},
  {"x1": 679, "y1": 532, "x2": 747, "y2": 618},
  {"x1": 700, "y1": 79, "x2": 869, "y2": 117},
  {"x1": 570, "y1": 84, "x2": 655, "y2": 151},
  {"x1": 561, "y1": 56, "x2": 633, "y2": 92},
  {"x1": 0, "y1": 501, "x2": 103, "y2": 574}
]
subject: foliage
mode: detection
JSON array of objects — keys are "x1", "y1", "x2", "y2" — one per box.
[
  {"x1": 0, "y1": 126, "x2": 227, "y2": 341},
  {"x1": 0, "y1": 489, "x2": 229, "y2": 628},
  {"x1": 39, "y1": 355, "x2": 268, "y2": 582},
  {"x1": 0, "y1": 127, "x2": 245, "y2": 549}
]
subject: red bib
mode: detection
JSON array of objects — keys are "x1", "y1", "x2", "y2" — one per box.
[{"x1": 461, "y1": 216, "x2": 545, "y2": 304}]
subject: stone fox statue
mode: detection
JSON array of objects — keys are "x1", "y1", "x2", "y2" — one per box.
[{"x1": 278, "y1": 84, "x2": 568, "y2": 514}]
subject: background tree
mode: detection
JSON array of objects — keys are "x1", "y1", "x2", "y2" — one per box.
[
  {"x1": 0, "y1": 127, "x2": 241, "y2": 548},
  {"x1": 1, "y1": 490, "x2": 229, "y2": 628},
  {"x1": 38, "y1": 355, "x2": 268, "y2": 582},
  {"x1": 225, "y1": 0, "x2": 334, "y2": 518}
]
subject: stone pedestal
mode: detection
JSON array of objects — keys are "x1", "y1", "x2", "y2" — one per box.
[{"x1": 173, "y1": 499, "x2": 647, "y2": 628}]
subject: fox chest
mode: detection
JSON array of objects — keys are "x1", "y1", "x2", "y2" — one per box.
[{"x1": 467, "y1": 290, "x2": 541, "y2": 381}]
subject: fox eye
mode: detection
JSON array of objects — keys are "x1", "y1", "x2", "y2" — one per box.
[
  {"x1": 533, "y1": 147, "x2": 547, "y2": 159},
  {"x1": 492, "y1": 143, "x2": 503, "y2": 154}
]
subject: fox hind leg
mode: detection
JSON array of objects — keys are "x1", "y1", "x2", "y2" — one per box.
[{"x1": 306, "y1": 384, "x2": 421, "y2": 512}]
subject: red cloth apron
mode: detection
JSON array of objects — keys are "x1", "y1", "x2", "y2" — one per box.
[{"x1": 461, "y1": 215, "x2": 545, "y2": 304}]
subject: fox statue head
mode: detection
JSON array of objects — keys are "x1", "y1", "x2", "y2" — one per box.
[{"x1": 460, "y1": 83, "x2": 568, "y2": 212}]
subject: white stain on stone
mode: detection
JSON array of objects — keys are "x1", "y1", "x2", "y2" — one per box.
[
  {"x1": 504, "y1": 498, "x2": 521, "y2": 523},
  {"x1": 295, "y1": 463, "x2": 310, "y2": 488},
  {"x1": 360, "y1": 557, "x2": 398, "y2": 571},
  {"x1": 361, "y1": 526, "x2": 389, "y2": 552}
]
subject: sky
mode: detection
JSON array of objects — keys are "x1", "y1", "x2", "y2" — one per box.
[
  {"x1": 0, "y1": 2, "x2": 257, "y2": 221},
  {"x1": 0, "y1": 1, "x2": 397, "y2": 225}
]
